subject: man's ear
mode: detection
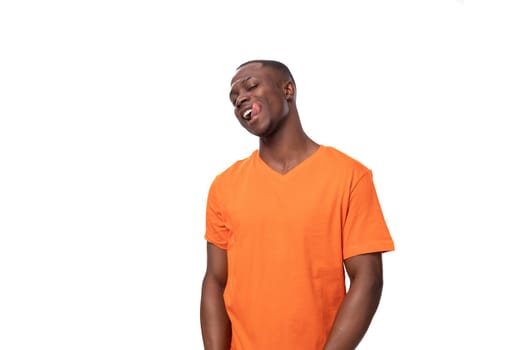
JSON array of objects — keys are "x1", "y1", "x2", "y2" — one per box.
[{"x1": 283, "y1": 80, "x2": 295, "y2": 100}]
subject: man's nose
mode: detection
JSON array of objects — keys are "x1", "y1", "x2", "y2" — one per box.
[{"x1": 235, "y1": 94, "x2": 249, "y2": 108}]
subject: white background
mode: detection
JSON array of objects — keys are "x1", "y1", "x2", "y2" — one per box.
[{"x1": 1, "y1": 0, "x2": 524, "y2": 349}]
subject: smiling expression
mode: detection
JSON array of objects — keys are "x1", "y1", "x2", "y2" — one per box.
[{"x1": 229, "y1": 63, "x2": 294, "y2": 137}]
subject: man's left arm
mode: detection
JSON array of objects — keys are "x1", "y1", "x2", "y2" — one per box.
[{"x1": 323, "y1": 253, "x2": 384, "y2": 350}]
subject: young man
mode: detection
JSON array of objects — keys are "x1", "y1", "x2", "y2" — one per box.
[{"x1": 200, "y1": 60, "x2": 395, "y2": 350}]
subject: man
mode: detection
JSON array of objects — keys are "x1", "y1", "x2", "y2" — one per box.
[{"x1": 200, "y1": 59, "x2": 394, "y2": 350}]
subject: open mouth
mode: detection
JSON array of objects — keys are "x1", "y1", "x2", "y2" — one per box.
[{"x1": 242, "y1": 109, "x2": 252, "y2": 120}]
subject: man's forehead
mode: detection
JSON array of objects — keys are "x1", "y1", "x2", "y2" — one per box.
[{"x1": 230, "y1": 63, "x2": 269, "y2": 86}]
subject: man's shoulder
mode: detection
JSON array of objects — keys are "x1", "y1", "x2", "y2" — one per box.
[
  {"x1": 320, "y1": 145, "x2": 370, "y2": 172},
  {"x1": 214, "y1": 150, "x2": 257, "y2": 180}
]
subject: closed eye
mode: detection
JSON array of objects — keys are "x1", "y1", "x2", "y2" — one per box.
[{"x1": 229, "y1": 79, "x2": 258, "y2": 106}]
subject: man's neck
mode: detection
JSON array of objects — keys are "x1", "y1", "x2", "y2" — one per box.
[{"x1": 258, "y1": 131, "x2": 319, "y2": 174}]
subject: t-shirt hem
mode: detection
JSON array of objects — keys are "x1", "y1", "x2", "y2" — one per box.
[
  {"x1": 204, "y1": 235, "x2": 228, "y2": 250},
  {"x1": 343, "y1": 240, "x2": 395, "y2": 260}
]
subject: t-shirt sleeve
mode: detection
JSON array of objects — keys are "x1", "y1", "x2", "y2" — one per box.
[
  {"x1": 342, "y1": 170, "x2": 395, "y2": 259},
  {"x1": 204, "y1": 176, "x2": 230, "y2": 250}
]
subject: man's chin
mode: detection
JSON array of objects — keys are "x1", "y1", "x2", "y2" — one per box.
[
  {"x1": 248, "y1": 127, "x2": 273, "y2": 138},
  {"x1": 244, "y1": 124, "x2": 268, "y2": 137},
  {"x1": 243, "y1": 119, "x2": 277, "y2": 138}
]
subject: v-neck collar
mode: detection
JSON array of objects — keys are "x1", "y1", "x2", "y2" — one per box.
[{"x1": 253, "y1": 145, "x2": 324, "y2": 181}]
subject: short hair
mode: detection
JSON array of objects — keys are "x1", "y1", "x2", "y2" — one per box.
[{"x1": 237, "y1": 59, "x2": 296, "y2": 85}]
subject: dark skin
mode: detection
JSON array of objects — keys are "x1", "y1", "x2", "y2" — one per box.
[
  {"x1": 324, "y1": 253, "x2": 384, "y2": 350},
  {"x1": 200, "y1": 62, "x2": 385, "y2": 349},
  {"x1": 200, "y1": 243, "x2": 231, "y2": 350}
]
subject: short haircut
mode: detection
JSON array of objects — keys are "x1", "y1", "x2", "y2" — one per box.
[{"x1": 237, "y1": 59, "x2": 296, "y2": 85}]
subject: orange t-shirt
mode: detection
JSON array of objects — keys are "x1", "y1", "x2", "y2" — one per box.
[{"x1": 205, "y1": 145, "x2": 394, "y2": 349}]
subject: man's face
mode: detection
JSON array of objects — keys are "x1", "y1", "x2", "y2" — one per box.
[{"x1": 229, "y1": 63, "x2": 291, "y2": 137}]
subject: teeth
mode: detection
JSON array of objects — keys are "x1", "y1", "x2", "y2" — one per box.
[{"x1": 242, "y1": 109, "x2": 252, "y2": 120}]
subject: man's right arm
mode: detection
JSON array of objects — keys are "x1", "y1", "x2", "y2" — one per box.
[{"x1": 200, "y1": 242, "x2": 231, "y2": 350}]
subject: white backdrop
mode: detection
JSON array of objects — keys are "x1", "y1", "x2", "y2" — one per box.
[{"x1": 1, "y1": 1, "x2": 524, "y2": 349}]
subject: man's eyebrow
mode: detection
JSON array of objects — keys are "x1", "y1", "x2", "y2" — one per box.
[{"x1": 229, "y1": 76, "x2": 253, "y2": 98}]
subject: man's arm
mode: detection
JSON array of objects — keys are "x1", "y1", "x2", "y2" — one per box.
[
  {"x1": 200, "y1": 242, "x2": 231, "y2": 350},
  {"x1": 323, "y1": 253, "x2": 384, "y2": 350}
]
